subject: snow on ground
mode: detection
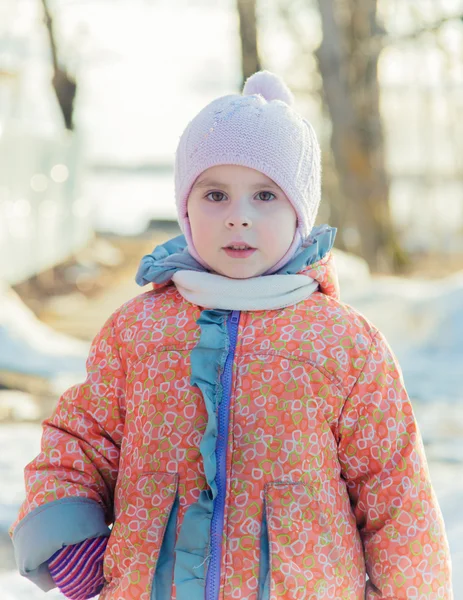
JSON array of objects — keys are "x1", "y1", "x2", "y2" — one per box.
[
  {"x1": 337, "y1": 251, "x2": 463, "y2": 404},
  {"x1": 0, "y1": 283, "x2": 88, "y2": 395},
  {"x1": 0, "y1": 571, "x2": 64, "y2": 600},
  {"x1": 0, "y1": 424, "x2": 66, "y2": 598},
  {"x1": 1, "y1": 256, "x2": 462, "y2": 596}
]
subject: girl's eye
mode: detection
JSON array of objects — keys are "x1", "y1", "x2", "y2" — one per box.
[
  {"x1": 256, "y1": 191, "x2": 276, "y2": 202},
  {"x1": 206, "y1": 191, "x2": 226, "y2": 202}
]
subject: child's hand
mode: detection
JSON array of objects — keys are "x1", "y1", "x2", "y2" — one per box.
[{"x1": 48, "y1": 536, "x2": 108, "y2": 600}]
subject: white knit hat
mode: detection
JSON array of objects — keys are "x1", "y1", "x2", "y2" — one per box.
[{"x1": 174, "y1": 70, "x2": 322, "y2": 271}]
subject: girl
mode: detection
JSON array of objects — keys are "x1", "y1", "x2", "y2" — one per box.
[{"x1": 10, "y1": 71, "x2": 453, "y2": 599}]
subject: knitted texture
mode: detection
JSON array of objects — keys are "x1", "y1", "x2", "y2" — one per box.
[
  {"x1": 174, "y1": 70, "x2": 321, "y2": 270},
  {"x1": 171, "y1": 270, "x2": 318, "y2": 310},
  {"x1": 48, "y1": 536, "x2": 107, "y2": 600}
]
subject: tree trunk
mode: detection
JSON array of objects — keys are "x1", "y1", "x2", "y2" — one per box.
[
  {"x1": 41, "y1": 0, "x2": 76, "y2": 131},
  {"x1": 236, "y1": 0, "x2": 262, "y2": 82},
  {"x1": 315, "y1": 0, "x2": 406, "y2": 272}
]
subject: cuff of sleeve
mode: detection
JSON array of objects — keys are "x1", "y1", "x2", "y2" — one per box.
[{"x1": 11, "y1": 498, "x2": 111, "y2": 592}]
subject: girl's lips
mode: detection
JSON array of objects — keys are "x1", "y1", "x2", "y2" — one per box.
[{"x1": 223, "y1": 248, "x2": 257, "y2": 258}]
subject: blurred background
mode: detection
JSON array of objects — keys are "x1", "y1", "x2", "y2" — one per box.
[{"x1": 0, "y1": 0, "x2": 462, "y2": 597}]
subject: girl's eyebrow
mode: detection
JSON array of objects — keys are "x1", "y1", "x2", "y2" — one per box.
[{"x1": 194, "y1": 178, "x2": 280, "y2": 190}]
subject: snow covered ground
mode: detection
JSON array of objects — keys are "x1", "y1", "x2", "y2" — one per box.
[
  {"x1": 0, "y1": 282, "x2": 88, "y2": 396},
  {"x1": 339, "y1": 260, "x2": 463, "y2": 405},
  {"x1": 1, "y1": 253, "x2": 462, "y2": 597}
]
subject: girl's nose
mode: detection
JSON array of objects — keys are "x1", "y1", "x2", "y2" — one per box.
[
  {"x1": 225, "y1": 202, "x2": 252, "y2": 229},
  {"x1": 226, "y1": 215, "x2": 252, "y2": 228}
]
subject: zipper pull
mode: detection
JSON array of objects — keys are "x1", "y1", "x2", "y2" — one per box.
[{"x1": 230, "y1": 311, "x2": 240, "y2": 324}]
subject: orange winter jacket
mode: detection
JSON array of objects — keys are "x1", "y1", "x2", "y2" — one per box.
[{"x1": 10, "y1": 232, "x2": 453, "y2": 600}]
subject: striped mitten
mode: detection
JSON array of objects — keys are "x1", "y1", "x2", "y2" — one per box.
[{"x1": 48, "y1": 536, "x2": 108, "y2": 600}]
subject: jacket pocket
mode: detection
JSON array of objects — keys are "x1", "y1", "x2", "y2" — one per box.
[
  {"x1": 263, "y1": 481, "x2": 335, "y2": 599},
  {"x1": 102, "y1": 471, "x2": 178, "y2": 599}
]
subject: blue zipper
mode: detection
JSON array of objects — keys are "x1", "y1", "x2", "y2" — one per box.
[{"x1": 205, "y1": 310, "x2": 240, "y2": 600}]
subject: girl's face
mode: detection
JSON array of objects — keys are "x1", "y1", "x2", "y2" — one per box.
[{"x1": 187, "y1": 164, "x2": 297, "y2": 279}]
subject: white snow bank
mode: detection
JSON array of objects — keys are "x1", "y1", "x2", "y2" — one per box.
[
  {"x1": 332, "y1": 248, "x2": 371, "y2": 288},
  {"x1": 0, "y1": 424, "x2": 42, "y2": 532},
  {"x1": 0, "y1": 283, "x2": 88, "y2": 395},
  {"x1": 0, "y1": 425, "x2": 84, "y2": 598},
  {"x1": 0, "y1": 571, "x2": 64, "y2": 600},
  {"x1": 0, "y1": 390, "x2": 42, "y2": 422},
  {"x1": 339, "y1": 265, "x2": 463, "y2": 403}
]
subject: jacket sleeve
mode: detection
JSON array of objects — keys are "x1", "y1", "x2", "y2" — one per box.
[
  {"x1": 9, "y1": 312, "x2": 126, "y2": 591},
  {"x1": 337, "y1": 330, "x2": 453, "y2": 599}
]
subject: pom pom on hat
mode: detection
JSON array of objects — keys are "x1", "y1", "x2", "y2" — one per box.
[{"x1": 242, "y1": 70, "x2": 294, "y2": 106}]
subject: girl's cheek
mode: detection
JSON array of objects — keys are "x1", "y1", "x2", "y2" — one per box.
[{"x1": 199, "y1": 201, "x2": 216, "y2": 215}]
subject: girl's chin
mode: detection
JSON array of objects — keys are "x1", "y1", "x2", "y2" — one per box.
[{"x1": 216, "y1": 266, "x2": 266, "y2": 279}]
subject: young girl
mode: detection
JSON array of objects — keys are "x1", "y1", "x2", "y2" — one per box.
[{"x1": 10, "y1": 71, "x2": 452, "y2": 600}]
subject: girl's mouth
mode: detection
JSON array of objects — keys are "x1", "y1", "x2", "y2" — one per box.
[{"x1": 223, "y1": 247, "x2": 257, "y2": 258}]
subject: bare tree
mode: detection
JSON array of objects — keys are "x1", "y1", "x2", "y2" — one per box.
[
  {"x1": 236, "y1": 0, "x2": 262, "y2": 83},
  {"x1": 315, "y1": 0, "x2": 405, "y2": 272},
  {"x1": 41, "y1": 0, "x2": 77, "y2": 131}
]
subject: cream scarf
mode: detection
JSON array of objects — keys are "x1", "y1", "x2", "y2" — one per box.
[{"x1": 171, "y1": 270, "x2": 319, "y2": 311}]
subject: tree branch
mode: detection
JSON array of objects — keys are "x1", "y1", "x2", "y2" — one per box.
[{"x1": 40, "y1": 0, "x2": 77, "y2": 131}]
